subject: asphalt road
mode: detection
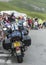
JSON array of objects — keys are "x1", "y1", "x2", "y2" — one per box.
[
  {"x1": 0, "y1": 29, "x2": 46, "y2": 65},
  {"x1": 0, "y1": 0, "x2": 11, "y2": 2}
]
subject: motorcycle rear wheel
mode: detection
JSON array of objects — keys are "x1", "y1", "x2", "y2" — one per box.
[{"x1": 17, "y1": 55, "x2": 23, "y2": 63}]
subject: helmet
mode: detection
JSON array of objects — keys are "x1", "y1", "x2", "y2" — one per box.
[{"x1": 18, "y1": 21, "x2": 24, "y2": 30}]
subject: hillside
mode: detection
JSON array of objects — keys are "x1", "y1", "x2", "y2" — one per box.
[
  {"x1": 10, "y1": 0, "x2": 46, "y2": 13},
  {"x1": 0, "y1": 0, "x2": 46, "y2": 19}
]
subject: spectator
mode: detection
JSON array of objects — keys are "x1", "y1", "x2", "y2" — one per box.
[
  {"x1": 34, "y1": 18, "x2": 38, "y2": 29},
  {"x1": 43, "y1": 20, "x2": 46, "y2": 28},
  {"x1": 0, "y1": 14, "x2": 4, "y2": 27},
  {"x1": 27, "y1": 17, "x2": 32, "y2": 29},
  {"x1": 38, "y1": 18, "x2": 43, "y2": 29}
]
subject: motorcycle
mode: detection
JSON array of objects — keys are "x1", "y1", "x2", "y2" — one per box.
[
  {"x1": 2, "y1": 30, "x2": 25, "y2": 63},
  {"x1": 2, "y1": 23, "x2": 31, "y2": 63}
]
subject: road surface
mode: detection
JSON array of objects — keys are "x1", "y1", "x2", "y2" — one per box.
[
  {"x1": 0, "y1": 0, "x2": 11, "y2": 2},
  {"x1": 0, "y1": 29, "x2": 46, "y2": 65}
]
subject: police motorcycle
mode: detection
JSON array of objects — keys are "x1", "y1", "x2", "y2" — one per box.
[{"x1": 2, "y1": 22, "x2": 31, "y2": 63}]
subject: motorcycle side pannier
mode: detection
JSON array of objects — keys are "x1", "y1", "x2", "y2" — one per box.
[
  {"x1": 3, "y1": 38, "x2": 11, "y2": 50},
  {"x1": 22, "y1": 36, "x2": 31, "y2": 46}
]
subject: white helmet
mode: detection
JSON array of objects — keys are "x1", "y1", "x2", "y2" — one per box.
[
  {"x1": 23, "y1": 22, "x2": 27, "y2": 27},
  {"x1": 7, "y1": 25, "x2": 11, "y2": 28}
]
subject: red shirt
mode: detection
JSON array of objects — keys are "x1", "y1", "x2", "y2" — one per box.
[{"x1": 28, "y1": 19, "x2": 32, "y2": 24}]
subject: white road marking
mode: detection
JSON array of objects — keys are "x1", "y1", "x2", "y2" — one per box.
[
  {"x1": 0, "y1": 54, "x2": 12, "y2": 63},
  {"x1": 0, "y1": 54, "x2": 9, "y2": 57},
  {"x1": 6, "y1": 60, "x2": 12, "y2": 63},
  {"x1": 0, "y1": 59, "x2": 12, "y2": 63}
]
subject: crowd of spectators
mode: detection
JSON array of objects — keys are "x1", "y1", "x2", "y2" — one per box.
[{"x1": 0, "y1": 12, "x2": 46, "y2": 41}]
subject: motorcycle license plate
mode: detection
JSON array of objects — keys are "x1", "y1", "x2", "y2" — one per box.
[
  {"x1": 16, "y1": 50, "x2": 21, "y2": 54},
  {"x1": 16, "y1": 50, "x2": 21, "y2": 55},
  {"x1": 13, "y1": 42, "x2": 21, "y2": 47}
]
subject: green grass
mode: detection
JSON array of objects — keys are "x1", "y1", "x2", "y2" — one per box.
[{"x1": 0, "y1": 0, "x2": 46, "y2": 19}]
